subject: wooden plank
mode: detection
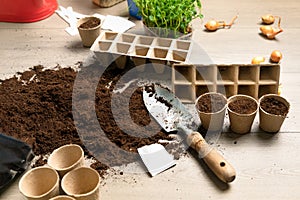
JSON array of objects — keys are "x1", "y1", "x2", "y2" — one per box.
[{"x1": 0, "y1": 0, "x2": 300, "y2": 199}]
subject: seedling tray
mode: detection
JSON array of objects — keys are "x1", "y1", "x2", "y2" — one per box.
[
  {"x1": 90, "y1": 31, "x2": 193, "y2": 65},
  {"x1": 172, "y1": 64, "x2": 280, "y2": 103}
]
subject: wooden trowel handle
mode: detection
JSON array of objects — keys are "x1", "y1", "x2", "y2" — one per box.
[{"x1": 186, "y1": 132, "x2": 236, "y2": 183}]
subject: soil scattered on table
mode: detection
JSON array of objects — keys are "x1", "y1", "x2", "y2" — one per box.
[
  {"x1": 0, "y1": 61, "x2": 177, "y2": 175},
  {"x1": 79, "y1": 18, "x2": 101, "y2": 29},
  {"x1": 196, "y1": 93, "x2": 227, "y2": 113},
  {"x1": 260, "y1": 97, "x2": 289, "y2": 116},
  {"x1": 228, "y1": 98, "x2": 257, "y2": 114}
]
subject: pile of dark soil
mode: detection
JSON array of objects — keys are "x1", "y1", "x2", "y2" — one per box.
[
  {"x1": 0, "y1": 61, "x2": 173, "y2": 174},
  {"x1": 260, "y1": 97, "x2": 289, "y2": 116},
  {"x1": 197, "y1": 93, "x2": 227, "y2": 113},
  {"x1": 79, "y1": 18, "x2": 101, "y2": 29},
  {"x1": 228, "y1": 99, "x2": 257, "y2": 114}
]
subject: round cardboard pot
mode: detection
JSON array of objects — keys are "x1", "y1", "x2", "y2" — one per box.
[
  {"x1": 19, "y1": 166, "x2": 60, "y2": 200},
  {"x1": 259, "y1": 94, "x2": 290, "y2": 133},
  {"x1": 50, "y1": 195, "x2": 76, "y2": 200},
  {"x1": 77, "y1": 17, "x2": 101, "y2": 47},
  {"x1": 61, "y1": 167, "x2": 101, "y2": 200},
  {"x1": 195, "y1": 92, "x2": 227, "y2": 132},
  {"x1": 227, "y1": 95, "x2": 258, "y2": 134},
  {"x1": 48, "y1": 144, "x2": 84, "y2": 177}
]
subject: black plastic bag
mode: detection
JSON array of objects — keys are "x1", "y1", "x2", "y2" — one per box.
[{"x1": 0, "y1": 134, "x2": 34, "y2": 193}]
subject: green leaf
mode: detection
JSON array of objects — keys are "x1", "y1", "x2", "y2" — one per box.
[{"x1": 149, "y1": 15, "x2": 155, "y2": 22}]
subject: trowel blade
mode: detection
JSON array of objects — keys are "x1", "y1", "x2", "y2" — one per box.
[{"x1": 142, "y1": 84, "x2": 198, "y2": 135}]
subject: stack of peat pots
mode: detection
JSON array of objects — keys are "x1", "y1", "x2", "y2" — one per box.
[
  {"x1": 195, "y1": 92, "x2": 290, "y2": 134},
  {"x1": 18, "y1": 144, "x2": 101, "y2": 200}
]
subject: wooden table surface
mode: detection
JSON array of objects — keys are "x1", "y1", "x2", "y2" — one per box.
[{"x1": 1, "y1": 0, "x2": 300, "y2": 199}]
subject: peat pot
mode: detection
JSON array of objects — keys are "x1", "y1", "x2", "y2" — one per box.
[
  {"x1": 259, "y1": 94, "x2": 290, "y2": 133},
  {"x1": 61, "y1": 167, "x2": 101, "y2": 200},
  {"x1": 227, "y1": 95, "x2": 258, "y2": 134},
  {"x1": 77, "y1": 17, "x2": 102, "y2": 47},
  {"x1": 195, "y1": 92, "x2": 227, "y2": 132},
  {"x1": 19, "y1": 166, "x2": 60, "y2": 200},
  {"x1": 48, "y1": 144, "x2": 84, "y2": 177}
]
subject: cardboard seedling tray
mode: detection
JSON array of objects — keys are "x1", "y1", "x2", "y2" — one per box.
[
  {"x1": 172, "y1": 64, "x2": 280, "y2": 103},
  {"x1": 91, "y1": 31, "x2": 193, "y2": 68}
]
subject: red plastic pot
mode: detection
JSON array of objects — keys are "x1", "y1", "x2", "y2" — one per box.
[{"x1": 0, "y1": 0, "x2": 58, "y2": 23}]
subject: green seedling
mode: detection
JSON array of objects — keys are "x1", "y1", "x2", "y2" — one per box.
[{"x1": 134, "y1": 0, "x2": 203, "y2": 34}]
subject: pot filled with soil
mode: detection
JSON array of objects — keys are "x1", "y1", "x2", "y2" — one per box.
[
  {"x1": 195, "y1": 92, "x2": 227, "y2": 132},
  {"x1": 227, "y1": 94, "x2": 258, "y2": 134},
  {"x1": 259, "y1": 94, "x2": 290, "y2": 133},
  {"x1": 77, "y1": 16, "x2": 101, "y2": 47}
]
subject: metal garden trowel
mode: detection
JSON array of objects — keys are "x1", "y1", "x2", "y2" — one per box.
[{"x1": 142, "y1": 84, "x2": 236, "y2": 183}]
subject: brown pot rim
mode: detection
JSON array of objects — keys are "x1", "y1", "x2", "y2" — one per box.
[
  {"x1": 50, "y1": 195, "x2": 76, "y2": 200},
  {"x1": 61, "y1": 167, "x2": 100, "y2": 197},
  {"x1": 19, "y1": 166, "x2": 59, "y2": 198},
  {"x1": 48, "y1": 144, "x2": 84, "y2": 171}
]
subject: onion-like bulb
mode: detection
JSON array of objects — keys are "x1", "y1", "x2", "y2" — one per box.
[
  {"x1": 259, "y1": 16, "x2": 283, "y2": 39},
  {"x1": 205, "y1": 20, "x2": 220, "y2": 31},
  {"x1": 204, "y1": 15, "x2": 238, "y2": 32},
  {"x1": 261, "y1": 14, "x2": 275, "y2": 24},
  {"x1": 260, "y1": 26, "x2": 283, "y2": 39},
  {"x1": 251, "y1": 56, "x2": 265, "y2": 64},
  {"x1": 270, "y1": 50, "x2": 282, "y2": 63}
]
